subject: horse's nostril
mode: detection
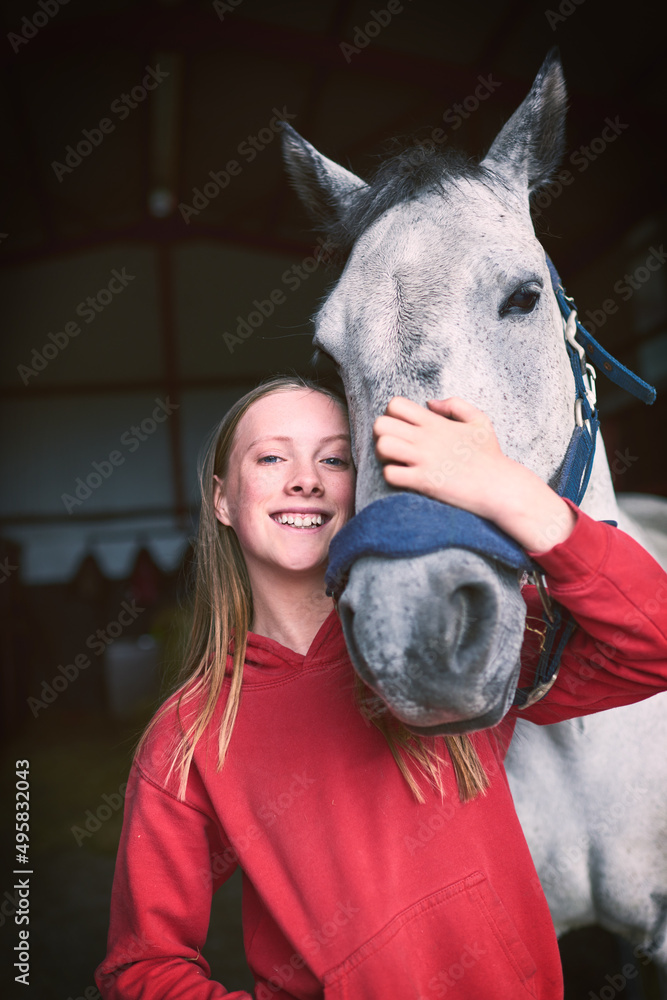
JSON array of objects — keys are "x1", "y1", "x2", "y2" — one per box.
[
  {"x1": 411, "y1": 574, "x2": 498, "y2": 683},
  {"x1": 450, "y1": 583, "x2": 491, "y2": 657}
]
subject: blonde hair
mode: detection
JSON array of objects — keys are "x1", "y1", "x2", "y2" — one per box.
[{"x1": 138, "y1": 375, "x2": 489, "y2": 803}]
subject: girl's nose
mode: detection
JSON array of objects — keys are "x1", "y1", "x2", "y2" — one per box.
[{"x1": 286, "y1": 464, "x2": 323, "y2": 495}]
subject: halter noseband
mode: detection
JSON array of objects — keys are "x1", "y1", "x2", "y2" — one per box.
[{"x1": 325, "y1": 256, "x2": 656, "y2": 710}]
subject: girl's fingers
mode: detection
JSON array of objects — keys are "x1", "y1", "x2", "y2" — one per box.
[
  {"x1": 384, "y1": 396, "x2": 429, "y2": 425},
  {"x1": 383, "y1": 395, "x2": 491, "y2": 436},
  {"x1": 373, "y1": 413, "x2": 418, "y2": 442},
  {"x1": 375, "y1": 434, "x2": 417, "y2": 466},
  {"x1": 383, "y1": 395, "x2": 489, "y2": 427},
  {"x1": 382, "y1": 462, "x2": 420, "y2": 489},
  {"x1": 427, "y1": 397, "x2": 485, "y2": 423}
]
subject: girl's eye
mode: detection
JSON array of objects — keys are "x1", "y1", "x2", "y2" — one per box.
[
  {"x1": 322, "y1": 457, "x2": 347, "y2": 466},
  {"x1": 500, "y1": 286, "x2": 540, "y2": 317},
  {"x1": 258, "y1": 455, "x2": 282, "y2": 464}
]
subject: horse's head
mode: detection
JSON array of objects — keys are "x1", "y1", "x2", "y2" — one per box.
[{"x1": 281, "y1": 53, "x2": 598, "y2": 733}]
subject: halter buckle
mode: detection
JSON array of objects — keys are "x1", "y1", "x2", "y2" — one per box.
[
  {"x1": 516, "y1": 669, "x2": 560, "y2": 709},
  {"x1": 532, "y1": 571, "x2": 555, "y2": 624}
]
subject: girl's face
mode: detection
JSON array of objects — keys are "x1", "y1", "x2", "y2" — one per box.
[{"x1": 214, "y1": 389, "x2": 355, "y2": 579}]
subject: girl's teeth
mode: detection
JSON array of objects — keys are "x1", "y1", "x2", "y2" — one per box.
[{"x1": 276, "y1": 514, "x2": 323, "y2": 527}]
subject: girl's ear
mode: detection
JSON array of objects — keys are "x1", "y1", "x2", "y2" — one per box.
[{"x1": 213, "y1": 475, "x2": 232, "y2": 527}]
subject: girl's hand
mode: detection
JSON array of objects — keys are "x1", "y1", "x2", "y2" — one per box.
[
  {"x1": 373, "y1": 396, "x2": 504, "y2": 512},
  {"x1": 373, "y1": 396, "x2": 576, "y2": 554}
]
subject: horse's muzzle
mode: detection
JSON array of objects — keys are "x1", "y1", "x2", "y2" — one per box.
[{"x1": 336, "y1": 546, "x2": 527, "y2": 731}]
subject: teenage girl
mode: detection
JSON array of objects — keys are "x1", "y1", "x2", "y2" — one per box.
[{"x1": 96, "y1": 375, "x2": 667, "y2": 1000}]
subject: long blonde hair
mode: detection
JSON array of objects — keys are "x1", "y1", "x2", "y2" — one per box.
[{"x1": 138, "y1": 375, "x2": 489, "y2": 803}]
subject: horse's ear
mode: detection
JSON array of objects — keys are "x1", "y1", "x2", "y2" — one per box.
[
  {"x1": 281, "y1": 124, "x2": 368, "y2": 224},
  {"x1": 481, "y1": 49, "x2": 567, "y2": 194}
]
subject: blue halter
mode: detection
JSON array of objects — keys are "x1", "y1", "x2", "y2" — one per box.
[
  {"x1": 325, "y1": 257, "x2": 656, "y2": 709},
  {"x1": 545, "y1": 255, "x2": 655, "y2": 505}
]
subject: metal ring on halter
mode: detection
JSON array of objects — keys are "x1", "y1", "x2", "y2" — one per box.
[{"x1": 574, "y1": 398, "x2": 592, "y2": 434}]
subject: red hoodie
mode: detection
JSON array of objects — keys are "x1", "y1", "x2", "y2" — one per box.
[{"x1": 96, "y1": 506, "x2": 667, "y2": 999}]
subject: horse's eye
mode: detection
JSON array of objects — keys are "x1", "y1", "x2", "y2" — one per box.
[{"x1": 500, "y1": 287, "x2": 540, "y2": 317}]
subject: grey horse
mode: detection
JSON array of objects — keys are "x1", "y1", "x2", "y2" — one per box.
[{"x1": 281, "y1": 52, "x2": 667, "y2": 975}]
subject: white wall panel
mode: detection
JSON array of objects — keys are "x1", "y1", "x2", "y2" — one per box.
[{"x1": 0, "y1": 391, "x2": 174, "y2": 518}]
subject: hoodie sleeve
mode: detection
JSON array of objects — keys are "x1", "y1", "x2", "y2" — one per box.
[
  {"x1": 95, "y1": 759, "x2": 253, "y2": 999},
  {"x1": 514, "y1": 499, "x2": 667, "y2": 725}
]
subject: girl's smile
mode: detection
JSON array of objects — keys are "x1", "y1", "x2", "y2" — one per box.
[{"x1": 270, "y1": 509, "x2": 330, "y2": 529}]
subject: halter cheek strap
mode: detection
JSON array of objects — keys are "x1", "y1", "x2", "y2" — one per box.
[
  {"x1": 545, "y1": 256, "x2": 656, "y2": 406},
  {"x1": 512, "y1": 256, "x2": 655, "y2": 707},
  {"x1": 546, "y1": 254, "x2": 655, "y2": 507},
  {"x1": 325, "y1": 256, "x2": 656, "y2": 710}
]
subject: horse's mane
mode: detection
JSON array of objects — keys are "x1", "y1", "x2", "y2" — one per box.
[{"x1": 322, "y1": 142, "x2": 496, "y2": 268}]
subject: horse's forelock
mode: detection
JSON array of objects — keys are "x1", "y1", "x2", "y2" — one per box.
[{"x1": 323, "y1": 145, "x2": 494, "y2": 269}]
